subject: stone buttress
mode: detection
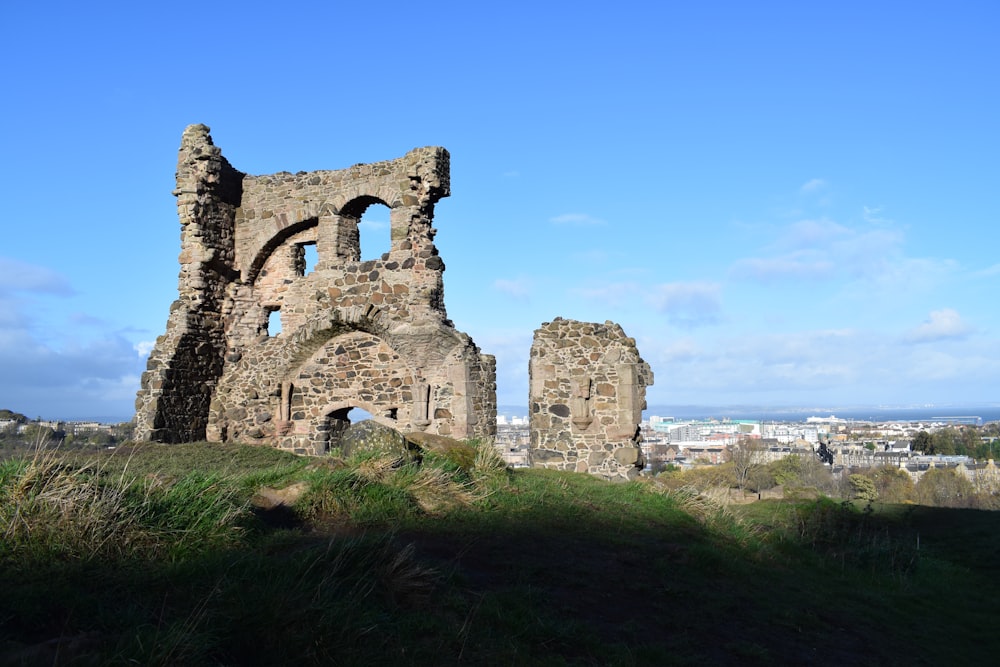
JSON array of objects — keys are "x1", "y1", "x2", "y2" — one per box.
[{"x1": 135, "y1": 124, "x2": 496, "y2": 453}]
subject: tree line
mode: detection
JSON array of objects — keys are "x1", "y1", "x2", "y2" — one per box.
[{"x1": 911, "y1": 425, "x2": 1000, "y2": 458}]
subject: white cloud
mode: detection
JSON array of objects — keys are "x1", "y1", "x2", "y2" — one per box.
[
  {"x1": 571, "y1": 249, "x2": 612, "y2": 264},
  {"x1": 642, "y1": 319, "x2": 1000, "y2": 408},
  {"x1": 358, "y1": 218, "x2": 387, "y2": 231},
  {"x1": 904, "y1": 309, "x2": 972, "y2": 343},
  {"x1": 730, "y1": 255, "x2": 837, "y2": 281},
  {"x1": 573, "y1": 282, "x2": 640, "y2": 309},
  {"x1": 779, "y1": 219, "x2": 850, "y2": 249},
  {"x1": 0, "y1": 257, "x2": 75, "y2": 296},
  {"x1": 862, "y1": 205, "x2": 892, "y2": 225},
  {"x1": 493, "y1": 277, "x2": 531, "y2": 300},
  {"x1": 655, "y1": 337, "x2": 702, "y2": 362},
  {"x1": 0, "y1": 257, "x2": 144, "y2": 420},
  {"x1": 800, "y1": 178, "x2": 827, "y2": 193},
  {"x1": 550, "y1": 213, "x2": 606, "y2": 226},
  {"x1": 134, "y1": 340, "x2": 156, "y2": 358},
  {"x1": 70, "y1": 312, "x2": 108, "y2": 327},
  {"x1": 0, "y1": 330, "x2": 144, "y2": 420},
  {"x1": 647, "y1": 282, "x2": 722, "y2": 327},
  {"x1": 730, "y1": 217, "x2": 909, "y2": 283}
]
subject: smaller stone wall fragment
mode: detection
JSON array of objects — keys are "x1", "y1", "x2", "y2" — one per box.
[{"x1": 528, "y1": 318, "x2": 653, "y2": 481}]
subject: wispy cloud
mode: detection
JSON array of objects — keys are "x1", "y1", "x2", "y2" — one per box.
[
  {"x1": 0, "y1": 329, "x2": 145, "y2": 420},
  {"x1": 573, "y1": 282, "x2": 639, "y2": 309},
  {"x1": 0, "y1": 257, "x2": 75, "y2": 296},
  {"x1": 358, "y1": 218, "x2": 388, "y2": 231},
  {"x1": 779, "y1": 219, "x2": 851, "y2": 249},
  {"x1": 493, "y1": 277, "x2": 531, "y2": 300},
  {"x1": 730, "y1": 255, "x2": 837, "y2": 281},
  {"x1": 904, "y1": 308, "x2": 972, "y2": 343},
  {"x1": 550, "y1": 213, "x2": 606, "y2": 226},
  {"x1": 730, "y1": 217, "x2": 908, "y2": 283},
  {"x1": 800, "y1": 178, "x2": 827, "y2": 193},
  {"x1": 656, "y1": 337, "x2": 702, "y2": 362},
  {"x1": 862, "y1": 205, "x2": 892, "y2": 225},
  {"x1": 70, "y1": 312, "x2": 109, "y2": 327},
  {"x1": 571, "y1": 249, "x2": 612, "y2": 264},
  {"x1": 134, "y1": 340, "x2": 155, "y2": 358},
  {"x1": 646, "y1": 281, "x2": 722, "y2": 328},
  {"x1": 0, "y1": 256, "x2": 145, "y2": 419}
]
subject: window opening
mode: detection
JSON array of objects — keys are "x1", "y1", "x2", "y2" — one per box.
[
  {"x1": 292, "y1": 242, "x2": 319, "y2": 276},
  {"x1": 351, "y1": 407, "x2": 374, "y2": 422},
  {"x1": 359, "y1": 203, "x2": 392, "y2": 261},
  {"x1": 266, "y1": 308, "x2": 282, "y2": 336},
  {"x1": 301, "y1": 243, "x2": 318, "y2": 274}
]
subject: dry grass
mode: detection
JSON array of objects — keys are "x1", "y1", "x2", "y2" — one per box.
[
  {"x1": 0, "y1": 442, "x2": 248, "y2": 565},
  {"x1": 0, "y1": 446, "x2": 144, "y2": 562}
]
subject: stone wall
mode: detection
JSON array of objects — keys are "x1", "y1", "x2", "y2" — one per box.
[
  {"x1": 528, "y1": 318, "x2": 653, "y2": 480},
  {"x1": 136, "y1": 125, "x2": 496, "y2": 453}
]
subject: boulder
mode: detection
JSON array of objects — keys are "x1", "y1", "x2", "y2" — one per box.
[{"x1": 339, "y1": 420, "x2": 419, "y2": 462}]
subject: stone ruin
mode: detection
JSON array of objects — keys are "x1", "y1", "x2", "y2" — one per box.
[
  {"x1": 529, "y1": 318, "x2": 653, "y2": 480},
  {"x1": 135, "y1": 125, "x2": 652, "y2": 478},
  {"x1": 135, "y1": 124, "x2": 496, "y2": 453}
]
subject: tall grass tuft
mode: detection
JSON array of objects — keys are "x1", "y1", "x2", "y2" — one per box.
[
  {"x1": 0, "y1": 446, "x2": 144, "y2": 563},
  {"x1": 0, "y1": 444, "x2": 250, "y2": 566},
  {"x1": 471, "y1": 438, "x2": 509, "y2": 480}
]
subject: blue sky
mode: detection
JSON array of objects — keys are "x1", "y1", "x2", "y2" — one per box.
[{"x1": 1, "y1": 1, "x2": 998, "y2": 421}]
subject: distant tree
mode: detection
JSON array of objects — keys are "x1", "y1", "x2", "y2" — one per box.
[
  {"x1": 930, "y1": 429, "x2": 958, "y2": 456},
  {"x1": 958, "y1": 428, "x2": 981, "y2": 456},
  {"x1": 870, "y1": 466, "x2": 914, "y2": 504},
  {"x1": 671, "y1": 463, "x2": 735, "y2": 493},
  {"x1": 747, "y1": 465, "x2": 777, "y2": 493},
  {"x1": 916, "y1": 468, "x2": 976, "y2": 508},
  {"x1": 730, "y1": 437, "x2": 764, "y2": 493},
  {"x1": 849, "y1": 474, "x2": 878, "y2": 503},
  {"x1": 21, "y1": 424, "x2": 56, "y2": 445},
  {"x1": 86, "y1": 430, "x2": 115, "y2": 446},
  {"x1": 974, "y1": 438, "x2": 998, "y2": 461},
  {"x1": 912, "y1": 431, "x2": 933, "y2": 453},
  {"x1": 767, "y1": 454, "x2": 804, "y2": 487}
]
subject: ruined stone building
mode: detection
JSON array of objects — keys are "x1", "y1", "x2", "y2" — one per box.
[
  {"x1": 136, "y1": 126, "x2": 652, "y2": 479},
  {"x1": 135, "y1": 125, "x2": 496, "y2": 453}
]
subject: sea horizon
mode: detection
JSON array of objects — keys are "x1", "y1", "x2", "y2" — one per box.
[
  {"x1": 499, "y1": 404, "x2": 1000, "y2": 424},
  {"x1": 19, "y1": 402, "x2": 1000, "y2": 427}
]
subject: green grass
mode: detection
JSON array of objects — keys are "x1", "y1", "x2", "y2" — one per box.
[{"x1": 2, "y1": 440, "x2": 999, "y2": 665}]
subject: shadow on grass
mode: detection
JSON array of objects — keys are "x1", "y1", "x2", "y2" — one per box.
[{"x1": 2, "y1": 455, "x2": 1000, "y2": 665}]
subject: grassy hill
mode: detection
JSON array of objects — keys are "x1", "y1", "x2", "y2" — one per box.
[{"x1": 2, "y1": 441, "x2": 999, "y2": 665}]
